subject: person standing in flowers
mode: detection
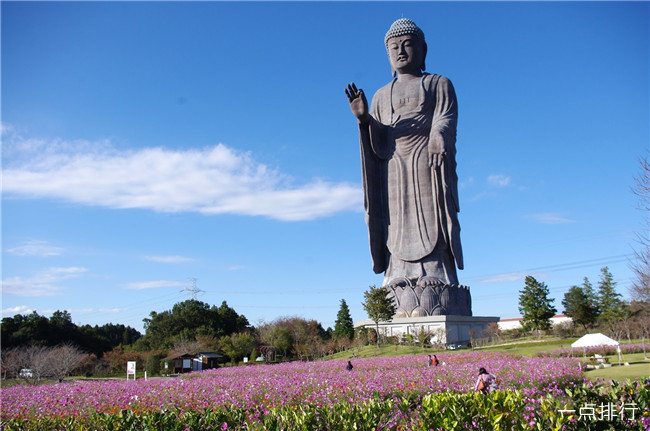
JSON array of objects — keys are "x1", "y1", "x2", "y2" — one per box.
[
  {"x1": 427, "y1": 354, "x2": 440, "y2": 367},
  {"x1": 474, "y1": 367, "x2": 497, "y2": 393},
  {"x1": 346, "y1": 360, "x2": 354, "y2": 371}
]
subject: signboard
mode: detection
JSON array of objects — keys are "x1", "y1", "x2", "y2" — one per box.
[{"x1": 127, "y1": 361, "x2": 136, "y2": 380}]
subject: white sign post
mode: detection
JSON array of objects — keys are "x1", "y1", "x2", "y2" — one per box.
[{"x1": 127, "y1": 361, "x2": 136, "y2": 380}]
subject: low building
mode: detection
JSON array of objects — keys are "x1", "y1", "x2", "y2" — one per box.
[
  {"x1": 165, "y1": 352, "x2": 224, "y2": 374},
  {"x1": 192, "y1": 352, "x2": 222, "y2": 371},
  {"x1": 166, "y1": 353, "x2": 194, "y2": 374},
  {"x1": 497, "y1": 314, "x2": 572, "y2": 331}
]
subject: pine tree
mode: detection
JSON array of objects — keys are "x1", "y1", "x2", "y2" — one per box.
[
  {"x1": 581, "y1": 277, "x2": 600, "y2": 317},
  {"x1": 562, "y1": 285, "x2": 598, "y2": 330},
  {"x1": 333, "y1": 299, "x2": 355, "y2": 340},
  {"x1": 518, "y1": 276, "x2": 557, "y2": 337},
  {"x1": 362, "y1": 286, "x2": 396, "y2": 347},
  {"x1": 596, "y1": 267, "x2": 627, "y2": 333}
]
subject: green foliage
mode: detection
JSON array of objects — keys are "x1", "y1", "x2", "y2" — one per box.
[
  {"x1": 518, "y1": 276, "x2": 557, "y2": 336},
  {"x1": 144, "y1": 353, "x2": 163, "y2": 376},
  {"x1": 333, "y1": 299, "x2": 355, "y2": 340},
  {"x1": 5, "y1": 381, "x2": 649, "y2": 430},
  {"x1": 140, "y1": 300, "x2": 249, "y2": 350},
  {"x1": 597, "y1": 267, "x2": 627, "y2": 326},
  {"x1": 219, "y1": 332, "x2": 255, "y2": 363},
  {"x1": 562, "y1": 283, "x2": 599, "y2": 329},
  {"x1": 0, "y1": 310, "x2": 142, "y2": 356},
  {"x1": 362, "y1": 285, "x2": 396, "y2": 347}
]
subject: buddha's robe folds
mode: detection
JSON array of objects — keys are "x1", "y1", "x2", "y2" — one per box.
[{"x1": 358, "y1": 73, "x2": 463, "y2": 285}]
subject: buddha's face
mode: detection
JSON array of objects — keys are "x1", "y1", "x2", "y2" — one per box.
[{"x1": 387, "y1": 34, "x2": 425, "y2": 75}]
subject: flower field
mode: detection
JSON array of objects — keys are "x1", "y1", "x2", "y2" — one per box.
[{"x1": 2, "y1": 351, "x2": 649, "y2": 430}]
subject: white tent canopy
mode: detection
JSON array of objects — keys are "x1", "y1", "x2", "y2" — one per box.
[{"x1": 571, "y1": 333, "x2": 619, "y2": 348}]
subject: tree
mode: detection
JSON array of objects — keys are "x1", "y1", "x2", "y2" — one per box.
[
  {"x1": 562, "y1": 283, "x2": 598, "y2": 330},
  {"x1": 630, "y1": 154, "x2": 650, "y2": 357},
  {"x1": 141, "y1": 299, "x2": 249, "y2": 350},
  {"x1": 482, "y1": 322, "x2": 501, "y2": 344},
  {"x1": 49, "y1": 343, "x2": 86, "y2": 382},
  {"x1": 596, "y1": 267, "x2": 627, "y2": 336},
  {"x1": 1, "y1": 310, "x2": 141, "y2": 356},
  {"x1": 219, "y1": 332, "x2": 255, "y2": 363},
  {"x1": 414, "y1": 326, "x2": 432, "y2": 349},
  {"x1": 518, "y1": 276, "x2": 557, "y2": 337},
  {"x1": 631, "y1": 154, "x2": 650, "y2": 302},
  {"x1": 334, "y1": 299, "x2": 355, "y2": 340},
  {"x1": 362, "y1": 285, "x2": 396, "y2": 347}
]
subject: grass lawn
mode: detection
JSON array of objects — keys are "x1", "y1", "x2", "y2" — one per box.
[{"x1": 582, "y1": 352, "x2": 650, "y2": 381}]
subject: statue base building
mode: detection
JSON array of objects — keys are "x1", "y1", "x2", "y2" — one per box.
[
  {"x1": 385, "y1": 278, "x2": 472, "y2": 317},
  {"x1": 354, "y1": 314, "x2": 500, "y2": 346}
]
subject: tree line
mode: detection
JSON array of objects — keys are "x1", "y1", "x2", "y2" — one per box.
[
  {"x1": 518, "y1": 266, "x2": 649, "y2": 345},
  {"x1": 1, "y1": 310, "x2": 141, "y2": 356},
  {"x1": 1, "y1": 298, "x2": 361, "y2": 381}
]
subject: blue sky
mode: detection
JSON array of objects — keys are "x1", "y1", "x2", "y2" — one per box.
[{"x1": 2, "y1": 1, "x2": 648, "y2": 333}]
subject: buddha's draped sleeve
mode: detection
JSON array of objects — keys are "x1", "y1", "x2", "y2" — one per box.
[{"x1": 358, "y1": 87, "x2": 393, "y2": 274}]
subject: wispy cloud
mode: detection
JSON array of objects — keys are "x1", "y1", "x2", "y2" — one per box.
[
  {"x1": 124, "y1": 280, "x2": 188, "y2": 290},
  {"x1": 1, "y1": 305, "x2": 34, "y2": 315},
  {"x1": 0, "y1": 306, "x2": 128, "y2": 317},
  {"x1": 478, "y1": 272, "x2": 548, "y2": 284},
  {"x1": 227, "y1": 265, "x2": 246, "y2": 271},
  {"x1": 97, "y1": 307, "x2": 128, "y2": 313},
  {"x1": 1, "y1": 267, "x2": 87, "y2": 296},
  {"x1": 144, "y1": 255, "x2": 194, "y2": 264},
  {"x1": 527, "y1": 213, "x2": 575, "y2": 224},
  {"x1": 478, "y1": 273, "x2": 528, "y2": 283},
  {"x1": 487, "y1": 174, "x2": 511, "y2": 187},
  {"x1": 70, "y1": 307, "x2": 127, "y2": 314},
  {"x1": 6, "y1": 240, "x2": 64, "y2": 257},
  {"x1": 459, "y1": 176, "x2": 475, "y2": 189},
  {"x1": 3, "y1": 135, "x2": 362, "y2": 221}
]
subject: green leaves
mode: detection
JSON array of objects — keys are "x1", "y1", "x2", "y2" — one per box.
[{"x1": 518, "y1": 276, "x2": 557, "y2": 335}]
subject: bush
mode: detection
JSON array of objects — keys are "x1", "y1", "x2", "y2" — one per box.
[{"x1": 145, "y1": 354, "x2": 163, "y2": 376}]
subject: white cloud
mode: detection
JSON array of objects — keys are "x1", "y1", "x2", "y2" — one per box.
[
  {"x1": 228, "y1": 265, "x2": 246, "y2": 271},
  {"x1": 3, "y1": 136, "x2": 362, "y2": 221},
  {"x1": 527, "y1": 213, "x2": 575, "y2": 224},
  {"x1": 6, "y1": 240, "x2": 64, "y2": 257},
  {"x1": 1, "y1": 266, "x2": 87, "y2": 297},
  {"x1": 124, "y1": 280, "x2": 188, "y2": 290},
  {"x1": 487, "y1": 174, "x2": 511, "y2": 187},
  {"x1": 144, "y1": 255, "x2": 194, "y2": 264},
  {"x1": 1, "y1": 305, "x2": 34, "y2": 315}
]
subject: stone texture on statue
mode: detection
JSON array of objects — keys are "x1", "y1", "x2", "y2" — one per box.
[{"x1": 346, "y1": 18, "x2": 471, "y2": 317}]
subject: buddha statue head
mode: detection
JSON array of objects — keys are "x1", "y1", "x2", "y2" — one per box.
[{"x1": 384, "y1": 18, "x2": 427, "y2": 77}]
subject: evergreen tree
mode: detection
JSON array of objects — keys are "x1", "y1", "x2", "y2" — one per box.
[
  {"x1": 518, "y1": 276, "x2": 557, "y2": 337},
  {"x1": 562, "y1": 283, "x2": 598, "y2": 330},
  {"x1": 596, "y1": 267, "x2": 627, "y2": 332},
  {"x1": 334, "y1": 299, "x2": 355, "y2": 340},
  {"x1": 362, "y1": 286, "x2": 396, "y2": 347},
  {"x1": 581, "y1": 277, "x2": 600, "y2": 316}
]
